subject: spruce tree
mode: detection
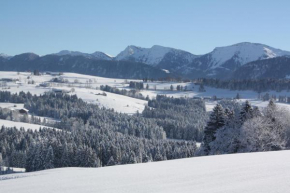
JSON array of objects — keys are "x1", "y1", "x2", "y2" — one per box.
[
  {"x1": 240, "y1": 101, "x2": 253, "y2": 123},
  {"x1": 202, "y1": 104, "x2": 225, "y2": 155},
  {"x1": 44, "y1": 146, "x2": 54, "y2": 169}
]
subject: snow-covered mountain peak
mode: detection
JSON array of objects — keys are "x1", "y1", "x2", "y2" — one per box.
[
  {"x1": 0, "y1": 53, "x2": 11, "y2": 58},
  {"x1": 55, "y1": 50, "x2": 90, "y2": 57},
  {"x1": 91, "y1": 51, "x2": 112, "y2": 60},
  {"x1": 115, "y1": 45, "x2": 195, "y2": 66},
  {"x1": 208, "y1": 42, "x2": 290, "y2": 69}
]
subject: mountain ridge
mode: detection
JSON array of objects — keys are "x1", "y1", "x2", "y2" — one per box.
[{"x1": 2, "y1": 42, "x2": 290, "y2": 79}]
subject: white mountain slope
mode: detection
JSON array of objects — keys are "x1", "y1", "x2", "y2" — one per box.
[
  {"x1": 0, "y1": 53, "x2": 11, "y2": 58},
  {"x1": 2, "y1": 150, "x2": 290, "y2": 193},
  {"x1": 115, "y1": 45, "x2": 197, "y2": 66},
  {"x1": 54, "y1": 50, "x2": 112, "y2": 60},
  {"x1": 207, "y1": 42, "x2": 290, "y2": 69}
]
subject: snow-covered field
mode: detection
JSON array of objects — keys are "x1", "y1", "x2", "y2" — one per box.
[
  {"x1": 0, "y1": 72, "x2": 145, "y2": 114},
  {"x1": 1, "y1": 71, "x2": 290, "y2": 115},
  {"x1": 1, "y1": 167, "x2": 25, "y2": 173},
  {"x1": 140, "y1": 82, "x2": 290, "y2": 111},
  {"x1": 0, "y1": 119, "x2": 57, "y2": 131},
  {"x1": 1, "y1": 150, "x2": 290, "y2": 193}
]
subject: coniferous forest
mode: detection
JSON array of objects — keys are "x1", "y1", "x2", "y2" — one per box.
[
  {"x1": 1, "y1": 90, "x2": 290, "y2": 174},
  {"x1": 0, "y1": 91, "x2": 198, "y2": 172}
]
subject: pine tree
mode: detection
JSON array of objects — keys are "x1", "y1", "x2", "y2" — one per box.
[
  {"x1": 106, "y1": 156, "x2": 115, "y2": 166},
  {"x1": 240, "y1": 101, "x2": 253, "y2": 123},
  {"x1": 25, "y1": 144, "x2": 36, "y2": 172},
  {"x1": 202, "y1": 104, "x2": 225, "y2": 155},
  {"x1": 44, "y1": 146, "x2": 54, "y2": 169},
  {"x1": 60, "y1": 144, "x2": 70, "y2": 167},
  {"x1": 146, "y1": 84, "x2": 149, "y2": 90}
]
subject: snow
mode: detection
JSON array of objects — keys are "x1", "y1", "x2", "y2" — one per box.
[
  {"x1": 1, "y1": 150, "x2": 290, "y2": 193},
  {"x1": 115, "y1": 45, "x2": 195, "y2": 66},
  {"x1": 0, "y1": 53, "x2": 11, "y2": 58},
  {"x1": 1, "y1": 71, "x2": 290, "y2": 114},
  {"x1": 209, "y1": 42, "x2": 290, "y2": 69},
  {"x1": 140, "y1": 82, "x2": 290, "y2": 111},
  {"x1": 0, "y1": 102, "x2": 25, "y2": 110},
  {"x1": 162, "y1": 69, "x2": 170, "y2": 73},
  {"x1": 0, "y1": 71, "x2": 146, "y2": 115},
  {"x1": 69, "y1": 87, "x2": 147, "y2": 115},
  {"x1": 1, "y1": 167, "x2": 25, "y2": 173},
  {"x1": 0, "y1": 119, "x2": 57, "y2": 131}
]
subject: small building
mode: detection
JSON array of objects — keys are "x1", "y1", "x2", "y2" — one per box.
[
  {"x1": 18, "y1": 108, "x2": 29, "y2": 114},
  {"x1": 52, "y1": 88, "x2": 70, "y2": 94},
  {"x1": 46, "y1": 71, "x2": 63, "y2": 76},
  {"x1": 39, "y1": 82, "x2": 51, "y2": 87}
]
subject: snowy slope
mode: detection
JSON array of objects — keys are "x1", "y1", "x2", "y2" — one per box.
[
  {"x1": 208, "y1": 42, "x2": 290, "y2": 69},
  {"x1": 54, "y1": 50, "x2": 112, "y2": 60},
  {"x1": 0, "y1": 119, "x2": 56, "y2": 131},
  {"x1": 0, "y1": 53, "x2": 11, "y2": 58},
  {"x1": 0, "y1": 71, "x2": 146, "y2": 115},
  {"x1": 2, "y1": 150, "x2": 290, "y2": 193},
  {"x1": 114, "y1": 42, "x2": 290, "y2": 78},
  {"x1": 177, "y1": 42, "x2": 290, "y2": 78},
  {"x1": 115, "y1": 45, "x2": 196, "y2": 66},
  {"x1": 1, "y1": 71, "x2": 290, "y2": 114}
]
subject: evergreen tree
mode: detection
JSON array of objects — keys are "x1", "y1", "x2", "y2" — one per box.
[
  {"x1": 106, "y1": 156, "x2": 115, "y2": 166},
  {"x1": 146, "y1": 84, "x2": 149, "y2": 90},
  {"x1": 44, "y1": 146, "x2": 54, "y2": 169},
  {"x1": 240, "y1": 101, "x2": 253, "y2": 123},
  {"x1": 202, "y1": 104, "x2": 225, "y2": 155}
]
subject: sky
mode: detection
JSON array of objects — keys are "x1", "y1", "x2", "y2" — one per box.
[{"x1": 1, "y1": 0, "x2": 290, "y2": 56}]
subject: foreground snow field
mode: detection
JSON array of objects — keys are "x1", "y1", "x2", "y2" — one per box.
[{"x1": 1, "y1": 150, "x2": 290, "y2": 193}]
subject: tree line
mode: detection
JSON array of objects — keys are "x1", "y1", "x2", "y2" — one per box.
[{"x1": 198, "y1": 78, "x2": 290, "y2": 93}]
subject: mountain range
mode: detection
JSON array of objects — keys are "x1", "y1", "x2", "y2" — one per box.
[{"x1": 1, "y1": 42, "x2": 290, "y2": 79}]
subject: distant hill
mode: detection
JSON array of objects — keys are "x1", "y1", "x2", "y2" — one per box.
[
  {"x1": 2, "y1": 42, "x2": 290, "y2": 79},
  {"x1": 231, "y1": 56, "x2": 290, "y2": 79},
  {"x1": 0, "y1": 53, "x2": 172, "y2": 79}
]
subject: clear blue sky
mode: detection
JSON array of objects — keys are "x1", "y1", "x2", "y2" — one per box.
[{"x1": 1, "y1": 0, "x2": 290, "y2": 56}]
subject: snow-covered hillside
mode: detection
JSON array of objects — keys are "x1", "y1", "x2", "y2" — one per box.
[
  {"x1": 115, "y1": 45, "x2": 197, "y2": 66},
  {"x1": 1, "y1": 71, "x2": 290, "y2": 115},
  {"x1": 0, "y1": 71, "x2": 146, "y2": 115},
  {"x1": 2, "y1": 150, "x2": 290, "y2": 193},
  {"x1": 0, "y1": 119, "x2": 56, "y2": 131},
  {"x1": 0, "y1": 53, "x2": 11, "y2": 58},
  {"x1": 113, "y1": 42, "x2": 290, "y2": 78},
  {"x1": 208, "y1": 42, "x2": 290, "y2": 69}
]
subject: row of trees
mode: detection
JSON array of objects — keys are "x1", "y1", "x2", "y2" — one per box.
[
  {"x1": 100, "y1": 85, "x2": 148, "y2": 100},
  {"x1": 198, "y1": 78, "x2": 290, "y2": 92}
]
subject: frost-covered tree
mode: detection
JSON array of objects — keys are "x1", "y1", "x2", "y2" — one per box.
[
  {"x1": 240, "y1": 116, "x2": 287, "y2": 152},
  {"x1": 44, "y1": 146, "x2": 54, "y2": 169},
  {"x1": 201, "y1": 104, "x2": 225, "y2": 155},
  {"x1": 240, "y1": 101, "x2": 254, "y2": 123}
]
